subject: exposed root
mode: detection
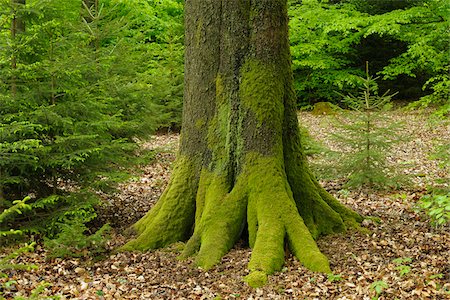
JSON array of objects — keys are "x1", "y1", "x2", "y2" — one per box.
[
  {"x1": 182, "y1": 170, "x2": 247, "y2": 269},
  {"x1": 315, "y1": 181, "x2": 364, "y2": 228},
  {"x1": 122, "y1": 153, "x2": 361, "y2": 288},
  {"x1": 244, "y1": 153, "x2": 331, "y2": 287},
  {"x1": 120, "y1": 157, "x2": 199, "y2": 251},
  {"x1": 245, "y1": 270, "x2": 268, "y2": 288}
]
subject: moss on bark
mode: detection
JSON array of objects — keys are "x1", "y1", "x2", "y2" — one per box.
[
  {"x1": 243, "y1": 153, "x2": 331, "y2": 286},
  {"x1": 122, "y1": 0, "x2": 362, "y2": 288},
  {"x1": 120, "y1": 156, "x2": 199, "y2": 251}
]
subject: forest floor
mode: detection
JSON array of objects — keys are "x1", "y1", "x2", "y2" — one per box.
[{"x1": 2, "y1": 110, "x2": 449, "y2": 299}]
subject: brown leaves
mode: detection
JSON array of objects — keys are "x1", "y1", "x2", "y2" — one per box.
[
  {"x1": 96, "y1": 134, "x2": 179, "y2": 229},
  {"x1": 2, "y1": 111, "x2": 449, "y2": 299}
]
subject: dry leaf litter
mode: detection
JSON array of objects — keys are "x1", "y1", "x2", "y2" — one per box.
[{"x1": 1, "y1": 110, "x2": 449, "y2": 299}]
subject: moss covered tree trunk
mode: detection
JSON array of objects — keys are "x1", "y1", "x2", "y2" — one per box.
[{"x1": 123, "y1": 0, "x2": 362, "y2": 287}]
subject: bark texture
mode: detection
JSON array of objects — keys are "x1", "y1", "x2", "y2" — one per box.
[
  {"x1": 123, "y1": 0, "x2": 362, "y2": 287},
  {"x1": 10, "y1": 0, "x2": 25, "y2": 96}
]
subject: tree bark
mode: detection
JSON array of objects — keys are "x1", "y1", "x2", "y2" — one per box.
[
  {"x1": 123, "y1": 0, "x2": 362, "y2": 287},
  {"x1": 10, "y1": 0, "x2": 25, "y2": 96}
]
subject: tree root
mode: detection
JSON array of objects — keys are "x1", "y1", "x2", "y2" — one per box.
[
  {"x1": 120, "y1": 156, "x2": 199, "y2": 251},
  {"x1": 121, "y1": 153, "x2": 361, "y2": 288}
]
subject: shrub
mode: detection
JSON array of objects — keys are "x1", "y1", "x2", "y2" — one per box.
[
  {"x1": 418, "y1": 193, "x2": 450, "y2": 227},
  {"x1": 416, "y1": 142, "x2": 450, "y2": 227},
  {"x1": 329, "y1": 64, "x2": 404, "y2": 190},
  {"x1": 44, "y1": 221, "x2": 111, "y2": 259}
]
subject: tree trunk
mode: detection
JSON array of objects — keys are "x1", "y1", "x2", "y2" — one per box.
[
  {"x1": 123, "y1": 0, "x2": 362, "y2": 287},
  {"x1": 10, "y1": 0, "x2": 25, "y2": 96}
]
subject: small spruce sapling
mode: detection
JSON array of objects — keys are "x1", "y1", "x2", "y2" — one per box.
[
  {"x1": 44, "y1": 221, "x2": 111, "y2": 259},
  {"x1": 332, "y1": 62, "x2": 403, "y2": 191}
]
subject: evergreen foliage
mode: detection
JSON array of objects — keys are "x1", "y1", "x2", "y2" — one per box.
[
  {"x1": 0, "y1": 197, "x2": 57, "y2": 299},
  {"x1": 329, "y1": 64, "x2": 404, "y2": 190},
  {"x1": 288, "y1": 0, "x2": 449, "y2": 111},
  {"x1": 0, "y1": 0, "x2": 183, "y2": 241},
  {"x1": 0, "y1": 197, "x2": 32, "y2": 240},
  {"x1": 44, "y1": 222, "x2": 110, "y2": 258},
  {"x1": 0, "y1": 197, "x2": 39, "y2": 298}
]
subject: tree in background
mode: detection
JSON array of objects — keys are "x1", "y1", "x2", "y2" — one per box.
[
  {"x1": 332, "y1": 63, "x2": 403, "y2": 191},
  {"x1": 9, "y1": 0, "x2": 25, "y2": 96},
  {"x1": 123, "y1": 0, "x2": 362, "y2": 287},
  {"x1": 289, "y1": 0, "x2": 449, "y2": 113}
]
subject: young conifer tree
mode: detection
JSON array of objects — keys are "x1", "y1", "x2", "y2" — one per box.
[
  {"x1": 0, "y1": 0, "x2": 168, "y2": 235},
  {"x1": 333, "y1": 62, "x2": 402, "y2": 190}
]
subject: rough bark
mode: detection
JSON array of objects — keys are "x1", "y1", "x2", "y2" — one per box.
[{"x1": 122, "y1": 0, "x2": 362, "y2": 287}]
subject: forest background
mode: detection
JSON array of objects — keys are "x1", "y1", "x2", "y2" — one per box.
[{"x1": 0, "y1": 0, "x2": 448, "y2": 254}]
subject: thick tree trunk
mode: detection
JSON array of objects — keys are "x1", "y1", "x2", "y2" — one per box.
[{"x1": 123, "y1": 0, "x2": 362, "y2": 287}]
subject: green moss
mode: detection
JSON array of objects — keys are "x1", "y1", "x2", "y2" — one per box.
[
  {"x1": 245, "y1": 271, "x2": 268, "y2": 288},
  {"x1": 311, "y1": 102, "x2": 339, "y2": 115},
  {"x1": 240, "y1": 60, "x2": 285, "y2": 129},
  {"x1": 120, "y1": 156, "x2": 198, "y2": 252},
  {"x1": 195, "y1": 18, "x2": 203, "y2": 47},
  {"x1": 285, "y1": 213, "x2": 331, "y2": 273},
  {"x1": 207, "y1": 75, "x2": 231, "y2": 170},
  {"x1": 122, "y1": 123, "x2": 358, "y2": 286},
  {"x1": 194, "y1": 169, "x2": 209, "y2": 226},
  {"x1": 243, "y1": 152, "x2": 330, "y2": 275},
  {"x1": 180, "y1": 233, "x2": 200, "y2": 258},
  {"x1": 316, "y1": 183, "x2": 363, "y2": 226},
  {"x1": 247, "y1": 194, "x2": 257, "y2": 248},
  {"x1": 283, "y1": 126, "x2": 361, "y2": 237},
  {"x1": 195, "y1": 118, "x2": 206, "y2": 129},
  {"x1": 215, "y1": 74, "x2": 225, "y2": 105},
  {"x1": 193, "y1": 170, "x2": 247, "y2": 270},
  {"x1": 122, "y1": 81, "x2": 359, "y2": 286}
]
